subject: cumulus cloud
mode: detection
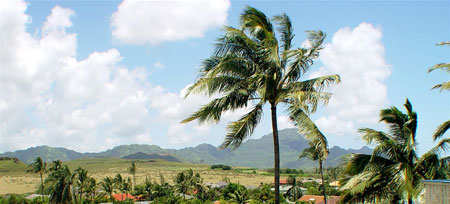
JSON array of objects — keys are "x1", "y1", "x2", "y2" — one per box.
[
  {"x1": 111, "y1": 0, "x2": 230, "y2": 45},
  {"x1": 311, "y1": 23, "x2": 391, "y2": 139},
  {"x1": 0, "y1": 1, "x2": 163, "y2": 152}
]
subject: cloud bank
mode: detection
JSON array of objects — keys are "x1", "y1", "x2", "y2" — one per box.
[{"x1": 0, "y1": 1, "x2": 215, "y2": 152}]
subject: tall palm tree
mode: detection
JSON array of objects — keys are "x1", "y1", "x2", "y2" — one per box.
[
  {"x1": 128, "y1": 162, "x2": 137, "y2": 187},
  {"x1": 182, "y1": 6, "x2": 340, "y2": 203},
  {"x1": 340, "y1": 99, "x2": 450, "y2": 204},
  {"x1": 28, "y1": 157, "x2": 46, "y2": 202}
]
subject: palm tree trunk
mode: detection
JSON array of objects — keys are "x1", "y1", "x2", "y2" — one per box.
[
  {"x1": 319, "y1": 160, "x2": 327, "y2": 204},
  {"x1": 407, "y1": 197, "x2": 413, "y2": 204},
  {"x1": 270, "y1": 103, "x2": 280, "y2": 204},
  {"x1": 40, "y1": 171, "x2": 44, "y2": 202}
]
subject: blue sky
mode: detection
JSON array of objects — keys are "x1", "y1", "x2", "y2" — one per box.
[{"x1": 0, "y1": 0, "x2": 448, "y2": 155}]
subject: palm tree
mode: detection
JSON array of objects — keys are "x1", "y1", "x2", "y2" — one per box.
[
  {"x1": 114, "y1": 173, "x2": 124, "y2": 200},
  {"x1": 28, "y1": 157, "x2": 46, "y2": 202},
  {"x1": 292, "y1": 99, "x2": 329, "y2": 203},
  {"x1": 300, "y1": 143, "x2": 328, "y2": 204},
  {"x1": 101, "y1": 177, "x2": 115, "y2": 200},
  {"x1": 45, "y1": 165, "x2": 74, "y2": 204},
  {"x1": 74, "y1": 167, "x2": 89, "y2": 203},
  {"x1": 85, "y1": 177, "x2": 97, "y2": 201},
  {"x1": 182, "y1": 6, "x2": 340, "y2": 203},
  {"x1": 49, "y1": 160, "x2": 62, "y2": 171},
  {"x1": 340, "y1": 99, "x2": 450, "y2": 203},
  {"x1": 128, "y1": 162, "x2": 137, "y2": 187}
]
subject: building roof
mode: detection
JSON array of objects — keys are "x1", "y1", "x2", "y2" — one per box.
[
  {"x1": 299, "y1": 195, "x2": 341, "y2": 204},
  {"x1": 111, "y1": 193, "x2": 137, "y2": 201},
  {"x1": 423, "y1": 179, "x2": 450, "y2": 183}
]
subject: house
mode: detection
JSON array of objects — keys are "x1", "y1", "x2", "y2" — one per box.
[
  {"x1": 299, "y1": 195, "x2": 341, "y2": 204},
  {"x1": 423, "y1": 180, "x2": 450, "y2": 204}
]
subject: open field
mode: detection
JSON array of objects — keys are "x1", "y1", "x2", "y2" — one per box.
[{"x1": 0, "y1": 158, "x2": 279, "y2": 195}]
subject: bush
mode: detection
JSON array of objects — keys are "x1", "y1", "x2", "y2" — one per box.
[{"x1": 211, "y1": 164, "x2": 232, "y2": 170}]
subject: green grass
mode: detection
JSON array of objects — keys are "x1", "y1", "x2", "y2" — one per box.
[{"x1": 0, "y1": 159, "x2": 27, "y2": 174}]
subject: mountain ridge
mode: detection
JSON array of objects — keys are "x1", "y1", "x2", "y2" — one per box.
[{"x1": 1, "y1": 128, "x2": 371, "y2": 168}]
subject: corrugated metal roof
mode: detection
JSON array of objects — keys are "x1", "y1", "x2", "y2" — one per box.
[{"x1": 422, "y1": 180, "x2": 450, "y2": 183}]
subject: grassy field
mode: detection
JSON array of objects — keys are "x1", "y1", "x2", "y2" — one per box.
[{"x1": 0, "y1": 158, "x2": 278, "y2": 195}]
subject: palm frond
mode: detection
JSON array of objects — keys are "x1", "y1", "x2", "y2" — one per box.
[
  {"x1": 431, "y1": 81, "x2": 450, "y2": 91},
  {"x1": 433, "y1": 120, "x2": 450, "y2": 141},
  {"x1": 289, "y1": 108, "x2": 328, "y2": 158},
  {"x1": 220, "y1": 103, "x2": 264, "y2": 149},
  {"x1": 182, "y1": 89, "x2": 254, "y2": 124},
  {"x1": 273, "y1": 13, "x2": 293, "y2": 71},
  {"x1": 240, "y1": 6, "x2": 275, "y2": 42}
]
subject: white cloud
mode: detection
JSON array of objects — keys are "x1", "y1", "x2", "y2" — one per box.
[
  {"x1": 0, "y1": 1, "x2": 163, "y2": 152},
  {"x1": 111, "y1": 0, "x2": 230, "y2": 45},
  {"x1": 311, "y1": 23, "x2": 391, "y2": 139},
  {"x1": 277, "y1": 115, "x2": 295, "y2": 130}
]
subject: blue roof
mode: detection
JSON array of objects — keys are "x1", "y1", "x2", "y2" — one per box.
[{"x1": 422, "y1": 180, "x2": 450, "y2": 183}]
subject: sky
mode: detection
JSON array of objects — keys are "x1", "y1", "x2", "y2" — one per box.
[{"x1": 0, "y1": 0, "x2": 448, "y2": 155}]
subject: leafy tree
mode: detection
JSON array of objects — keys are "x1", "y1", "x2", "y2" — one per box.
[
  {"x1": 28, "y1": 157, "x2": 46, "y2": 202},
  {"x1": 228, "y1": 185, "x2": 250, "y2": 204},
  {"x1": 128, "y1": 162, "x2": 137, "y2": 187},
  {"x1": 340, "y1": 99, "x2": 450, "y2": 203},
  {"x1": 182, "y1": 6, "x2": 339, "y2": 203},
  {"x1": 174, "y1": 169, "x2": 202, "y2": 198}
]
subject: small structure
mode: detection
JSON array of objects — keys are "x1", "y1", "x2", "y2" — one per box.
[
  {"x1": 207, "y1": 181, "x2": 228, "y2": 188},
  {"x1": 25, "y1": 194, "x2": 48, "y2": 200},
  {"x1": 298, "y1": 195, "x2": 341, "y2": 204},
  {"x1": 423, "y1": 180, "x2": 450, "y2": 204}
]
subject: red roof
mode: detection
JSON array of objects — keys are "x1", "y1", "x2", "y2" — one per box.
[
  {"x1": 280, "y1": 179, "x2": 288, "y2": 184},
  {"x1": 299, "y1": 195, "x2": 341, "y2": 204},
  {"x1": 112, "y1": 193, "x2": 137, "y2": 201}
]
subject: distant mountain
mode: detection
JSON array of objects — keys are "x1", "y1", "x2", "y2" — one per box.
[
  {"x1": 0, "y1": 145, "x2": 85, "y2": 164},
  {"x1": 122, "y1": 152, "x2": 181, "y2": 162},
  {"x1": 0, "y1": 128, "x2": 372, "y2": 168}
]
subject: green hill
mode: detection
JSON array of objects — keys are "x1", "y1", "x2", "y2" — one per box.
[
  {"x1": 0, "y1": 157, "x2": 27, "y2": 173},
  {"x1": 0, "y1": 128, "x2": 371, "y2": 168}
]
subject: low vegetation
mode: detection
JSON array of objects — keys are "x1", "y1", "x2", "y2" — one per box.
[{"x1": 1, "y1": 157, "x2": 345, "y2": 204}]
